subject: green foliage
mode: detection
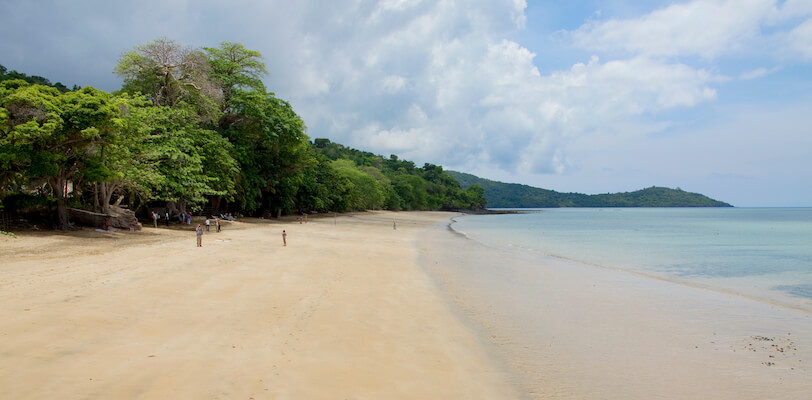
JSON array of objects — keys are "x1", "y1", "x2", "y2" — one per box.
[
  {"x1": 448, "y1": 171, "x2": 732, "y2": 208},
  {"x1": 136, "y1": 104, "x2": 231, "y2": 205},
  {"x1": 220, "y1": 89, "x2": 313, "y2": 214},
  {"x1": 310, "y1": 138, "x2": 486, "y2": 211},
  {"x1": 294, "y1": 151, "x2": 349, "y2": 212},
  {"x1": 114, "y1": 37, "x2": 222, "y2": 122},
  {"x1": 331, "y1": 159, "x2": 386, "y2": 210},
  {"x1": 204, "y1": 42, "x2": 268, "y2": 106},
  {"x1": 0, "y1": 82, "x2": 123, "y2": 228},
  {"x1": 1, "y1": 41, "x2": 486, "y2": 230},
  {"x1": 391, "y1": 174, "x2": 427, "y2": 210},
  {"x1": 0, "y1": 63, "x2": 77, "y2": 93}
]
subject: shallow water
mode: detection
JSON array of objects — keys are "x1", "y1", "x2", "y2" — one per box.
[
  {"x1": 452, "y1": 208, "x2": 812, "y2": 312},
  {"x1": 419, "y1": 211, "x2": 812, "y2": 400}
]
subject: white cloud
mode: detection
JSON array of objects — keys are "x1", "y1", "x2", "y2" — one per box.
[
  {"x1": 3, "y1": 0, "x2": 810, "y2": 205},
  {"x1": 787, "y1": 19, "x2": 812, "y2": 59},
  {"x1": 382, "y1": 75, "x2": 407, "y2": 93},
  {"x1": 549, "y1": 56, "x2": 719, "y2": 114},
  {"x1": 739, "y1": 66, "x2": 780, "y2": 79},
  {"x1": 265, "y1": 0, "x2": 741, "y2": 177},
  {"x1": 767, "y1": 0, "x2": 812, "y2": 23},
  {"x1": 571, "y1": 0, "x2": 773, "y2": 59}
]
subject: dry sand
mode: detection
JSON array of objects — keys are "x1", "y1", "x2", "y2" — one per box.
[{"x1": 0, "y1": 211, "x2": 519, "y2": 400}]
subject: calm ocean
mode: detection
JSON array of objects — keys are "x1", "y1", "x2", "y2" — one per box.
[{"x1": 452, "y1": 208, "x2": 812, "y2": 312}]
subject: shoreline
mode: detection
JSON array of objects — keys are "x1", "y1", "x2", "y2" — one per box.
[
  {"x1": 5, "y1": 210, "x2": 810, "y2": 399},
  {"x1": 0, "y1": 211, "x2": 519, "y2": 399},
  {"x1": 449, "y1": 215, "x2": 812, "y2": 315},
  {"x1": 419, "y1": 215, "x2": 812, "y2": 399}
]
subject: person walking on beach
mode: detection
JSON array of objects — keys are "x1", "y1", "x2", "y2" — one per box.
[
  {"x1": 152, "y1": 211, "x2": 158, "y2": 228},
  {"x1": 205, "y1": 218, "x2": 210, "y2": 232},
  {"x1": 165, "y1": 211, "x2": 169, "y2": 226},
  {"x1": 282, "y1": 230, "x2": 287, "y2": 246},
  {"x1": 195, "y1": 224, "x2": 203, "y2": 247},
  {"x1": 216, "y1": 219, "x2": 221, "y2": 232}
]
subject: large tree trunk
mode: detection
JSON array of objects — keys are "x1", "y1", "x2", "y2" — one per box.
[
  {"x1": 93, "y1": 183, "x2": 100, "y2": 212},
  {"x1": 166, "y1": 201, "x2": 179, "y2": 216},
  {"x1": 100, "y1": 181, "x2": 114, "y2": 215},
  {"x1": 51, "y1": 174, "x2": 71, "y2": 231},
  {"x1": 69, "y1": 206, "x2": 142, "y2": 231},
  {"x1": 56, "y1": 197, "x2": 70, "y2": 231},
  {"x1": 211, "y1": 196, "x2": 222, "y2": 214}
]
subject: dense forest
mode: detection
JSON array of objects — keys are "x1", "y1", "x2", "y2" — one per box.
[
  {"x1": 0, "y1": 38, "x2": 485, "y2": 231},
  {"x1": 312, "y1": 139, "x2": 486, "y2": 212},
  {"x1": 448, "y1": 171, "x2": 732, "y2": 208}
]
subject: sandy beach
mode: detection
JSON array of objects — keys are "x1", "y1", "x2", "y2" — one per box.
[
  {"x1": 4, "y1": 211, "x2": 811, "y2": 399},
  {"x1": 0, "y1": 211, "x2": 518, "y2": 399}
]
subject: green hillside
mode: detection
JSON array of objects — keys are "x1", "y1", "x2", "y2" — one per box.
[{"x1": 447, "y1": 171, "x2": 732, "y2": 208}]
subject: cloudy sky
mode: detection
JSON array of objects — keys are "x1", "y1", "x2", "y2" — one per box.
[{"x1": 2, "y1": 0, "x2": 811, "y2": 206}]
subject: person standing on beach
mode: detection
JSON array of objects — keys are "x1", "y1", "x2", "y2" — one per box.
[
  {"x1": 205, "y1": 218, "x2": 210, "y2": 232},
  {"x1": 216, "y1": 219, "x2": 221, "y2": 232},
  {"x1": 165, "y1": 211, "x2": 169, "y2": 226},
  {"x1": 195, "y1": 224, "x2": 203, "y2": 247},
  {"x1": 282, "y1": 230, "x2": 287, "y2": 246}
]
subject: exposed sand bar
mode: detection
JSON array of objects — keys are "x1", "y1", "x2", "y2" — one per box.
[
  {"x1": 420, "y1": 216, "x2": 812, "y2": 399},
  {"x1": 0, "y1": 212, "x2": 518, "y2": 399}
]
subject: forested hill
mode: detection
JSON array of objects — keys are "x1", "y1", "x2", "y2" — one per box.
[
  {"x1": 447, "y1": 171, "x2": 733, "y2": 208},
  {"x1": 312, "y1": 139, "x2": 487, "y2": 211}
]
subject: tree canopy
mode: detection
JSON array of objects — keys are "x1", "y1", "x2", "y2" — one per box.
[
  {"x1": 310, "y1": 139, "x2": 486, "y2": 212},
  {"x1": 1, "y1": 39, "x2": 485, "y2": 230}
]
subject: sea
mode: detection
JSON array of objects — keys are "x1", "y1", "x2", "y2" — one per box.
[
  {"x1": 450, "y1": 207, "x2": 812, "y2": 312},
  {"x1": 418, "y1": 207, "x2": 812, "y2": 399}
]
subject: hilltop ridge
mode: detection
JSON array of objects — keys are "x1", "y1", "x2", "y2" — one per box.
[{"x1": 447, "y1": 171, "x2": 732, "y2": 208}]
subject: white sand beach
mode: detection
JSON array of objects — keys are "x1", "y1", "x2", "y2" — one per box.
[{"x1": 0, "y1": 212, "x2": 517, "y2": 399}]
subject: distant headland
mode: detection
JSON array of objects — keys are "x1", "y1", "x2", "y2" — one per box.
[{"x1": 447, "y1": 171, "x2": 732, "y2": 208}]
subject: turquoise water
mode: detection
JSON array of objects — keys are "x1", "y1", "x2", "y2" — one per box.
[{"x1": 452, "y1": 208, "x2": 812, "y2": 311}]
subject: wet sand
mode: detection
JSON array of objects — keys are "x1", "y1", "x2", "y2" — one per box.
[
  {"x1": 419, "y1": 216, "x2": 812, "y2": 399},
  {"x1": 0, "y1": 212, "x2": 518, "y2": 399}
]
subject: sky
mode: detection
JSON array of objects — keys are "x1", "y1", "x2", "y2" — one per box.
[{"x1": 1, "y1": 0, "x2": 811, "y2": 207}]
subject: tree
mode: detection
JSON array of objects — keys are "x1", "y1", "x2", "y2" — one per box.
[
  {"x1": 114, "y1": 39, "x2": 243, "y2": 213},
  {"x1": 0, "y1": 83, "x2": 121, "y2": 229},
  {"x1": 115, "y1": 37, "x2": 221, "y2": 121},
  {"x1": 331, "y1": 159, "x2": 386, "y2": 210},
  {"x1": 204, "y1": 42, "x2": 268, "y2": 108},
  {"x1": 389, "y1": 174, "x2": 420, "y2": 210},
  {"x1": 141, "y1": 103, "x2": 237, "y2": 212},
  {"x1": 219, "y1": 89, "x2": 313, "y2": 214}
]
